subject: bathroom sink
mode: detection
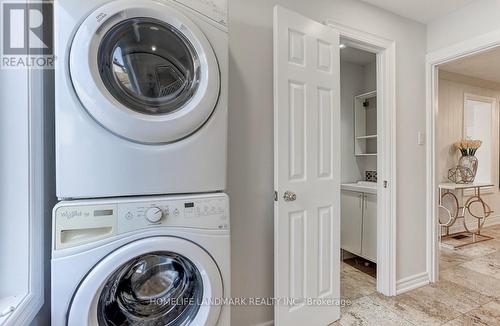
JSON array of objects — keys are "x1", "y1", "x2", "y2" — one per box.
[
  {"x1": 341, "y1": 181, "x2": 377, "y2": 194},
  {"x1": 356, "y1": 181, "x2": 377, "y2": 187}
]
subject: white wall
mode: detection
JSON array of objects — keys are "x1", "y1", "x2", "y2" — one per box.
[
  {"x1": 340, "y1": 59, "x2": 377, "y2": 183},
  {"x1": 228, "y1": 0, "x2": 427, "y2": 324},
  {"x1": 341, "y1": 61, "x2": 365, "y2": 183},
  {"x1": 364, "y1": 61, "x2": 377, "y2": 93},
  {"x1": 362, "y1": 61, "x2": 377, "y2": 174},
  {"x1": 427, "y1": 0, "x2": 500, "y2": 52}
]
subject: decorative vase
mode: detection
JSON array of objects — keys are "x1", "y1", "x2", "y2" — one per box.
[{"x1": 458, "y1": 154, "x2": 478, "y2": 183}]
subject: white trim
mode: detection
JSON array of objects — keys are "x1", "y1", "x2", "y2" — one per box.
[
  {"x1": 426, "y1": 29, "x2": 500, "y2": 284},
  {"x1": 325, "y1": 20, "x2": 398, "y2": 296},
  {"x1": 396, "y1": 272, "x2": 429, "y2": 295},
  {"x1": 3, "y1": 42, "x2": 45, "y2": 325}
]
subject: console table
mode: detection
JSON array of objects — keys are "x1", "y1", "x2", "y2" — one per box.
[{"x1": 439, "y1": 182, "x2": 494, "y2": 248}]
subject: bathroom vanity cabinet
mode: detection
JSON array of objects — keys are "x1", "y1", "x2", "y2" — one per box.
[{"x1": 341, "y1": 189, "x2": 377, "y2": 263}]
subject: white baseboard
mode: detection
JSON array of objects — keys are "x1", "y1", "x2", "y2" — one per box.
[
  {"x1": 254, "y1": 321, "x2": 274, "y2": 326},
  {"x1": 396, "y1": 272, "x2": 429, "y2": 295},
  {"x1": 443, "y1": 214, "x2": 500, "y2": 235}
]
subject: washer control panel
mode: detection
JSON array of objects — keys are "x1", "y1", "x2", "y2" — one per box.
[
  {"x1": 54, "y1": 194, "x2": 229, "y2": 249},
  {"x1": 117, "y1": 195, "x2": 229, "y2": 234}
]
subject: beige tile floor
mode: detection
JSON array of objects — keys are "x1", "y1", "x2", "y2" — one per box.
[{"x1": 335, "y1": 224, "x2": 500, "y2": 325}]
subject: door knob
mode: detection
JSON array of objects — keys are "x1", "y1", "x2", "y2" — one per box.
[{"x1": 283, "y1": 191, "x2": 297, "y2": 202}]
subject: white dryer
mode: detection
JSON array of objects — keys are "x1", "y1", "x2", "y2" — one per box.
[
  {"x1": 55, "y1": 0, "x2": 228, "y2": 199},
  {"x1": 51, "y1": 193, "x2": 230, "y2": 325}
]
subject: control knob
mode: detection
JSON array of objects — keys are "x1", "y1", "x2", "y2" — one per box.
[{"x1": 145, "y1": 207, "x2": 163, "y2": 223}]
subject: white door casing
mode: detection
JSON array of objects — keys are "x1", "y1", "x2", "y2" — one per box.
[
  {"x1": 274, "y1": 6, "x2": 341, "y2": 325},
  {"x1": 426, "y1": 32, "x2": 500, "y2": 284},
  {"x1": 326, "y1": 20, "x2": 397, "y2": 296}
]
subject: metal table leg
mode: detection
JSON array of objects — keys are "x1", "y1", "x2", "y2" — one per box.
[{"x1": 439, "y1": 186, "x2": 494, "y2": 248}]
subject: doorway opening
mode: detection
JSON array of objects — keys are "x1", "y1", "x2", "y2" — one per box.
[
  {"x1": 339, "y1": 42, "x2": 378, "y2": 300},
  {"x1": 273, "y1": 7, "x2": 397, "y2": 324},
  {"x1": 325, "y1": 23, "x2": 398, "y2": 297},
  {"x1": 428, "y1": 45, "x2": 500, "y2": 282}
]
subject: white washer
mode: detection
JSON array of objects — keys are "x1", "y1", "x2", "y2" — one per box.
[
  {"x1": 51, "y1": 193, "x2": 230, "y2": 326},
  {"x1": 55, "y1": 0, "x2": 228, "y2": 199}
]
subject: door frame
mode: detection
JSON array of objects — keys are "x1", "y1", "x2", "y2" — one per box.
[
  {"x1": 426, "y1": 31, "x2": 500, "y2": 283},
  {"x1": 324, "y1": 21, "x2": 397, "y2": 296}
]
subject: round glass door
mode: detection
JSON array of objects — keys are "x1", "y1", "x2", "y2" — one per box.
[
  {"x1": 98, "y1": 18, "x2": 200, "y2": 115},
  {"x1": 70, "y1": 1, "x2": 220, "y2": 143},
  {"x1": 97, "y1": 252, "x2": 203, "y2": 325},
  {"x1": 67, "y1": 236, "x2": 223, "y2": 326}
]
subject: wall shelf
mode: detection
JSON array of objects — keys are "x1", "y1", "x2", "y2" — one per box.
[
  {"x1": 355, "y1": 90, "x2": 377, "y2": 100},
  {"x1": 356, "y1": 134, "x2": 378, "y2": 140},
  {"x1": 355, "y1": 153, "x2": 377, "y2": 157},
  {"x1": 354, "y1": 91, "x2": 377, "y2": 156}
]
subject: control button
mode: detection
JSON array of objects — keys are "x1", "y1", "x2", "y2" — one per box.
[
  {"x1": 125, "y1": 211, "x2": 134, "y2": 220},
  {"x1": 145, "y1": 207, "x2": 163, "y2": 223},
  {"x1": 173, "y1": 208, "x2": 180, "y2": 217},
  {"x1": 184, "y1": 207, "x2": 194, "y2": 217}
]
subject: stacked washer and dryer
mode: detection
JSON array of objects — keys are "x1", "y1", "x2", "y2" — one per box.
[{"x1": 51, "y1": 0, "x2": 229, "y2": 325}]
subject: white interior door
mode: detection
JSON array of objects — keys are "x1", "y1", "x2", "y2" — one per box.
[{"x1": 273, "y1": 6, "x2": 341, "y2": 325}]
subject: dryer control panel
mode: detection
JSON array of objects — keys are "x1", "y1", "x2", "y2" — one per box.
[
  {"x1": 54, "y1": 193, "x2": 229, "y2": 249},
  {"x1": 117, "y1": 195, "x2": 229, "y2": 233}
]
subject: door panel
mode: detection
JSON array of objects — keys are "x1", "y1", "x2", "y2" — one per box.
[
  {"x1": 341, "y1": 191, "x2": 363, "y2": 255},
  {"x1": 289, "y1": 209, "x2": 306, "y2": 302},
  {"x1": 362, "y1": 194, "x2": 377, "y2": 262},
  {"x1": 289, "y1": 81, "x2": 306, "y2": 181},
  {"x1": 274, "y1": 5, "x2": 340, "y2": 325},
  {"x1": 318, "y1": 205, "x2": 334, "y2": 297},
  {"x1": 318, "y1": 87, "x2": 333, "y2": 179}
]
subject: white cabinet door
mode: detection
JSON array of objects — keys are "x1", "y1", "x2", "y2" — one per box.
[
  {"x1": 274, "y1": 5, "x2": 341, "y2": 325},
  {"x1": 362, "y1": 194, "x2": 377, "y2": 262},
  {"x1": 341, "y1": 191, "x2": 363, "y2": 255}
]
